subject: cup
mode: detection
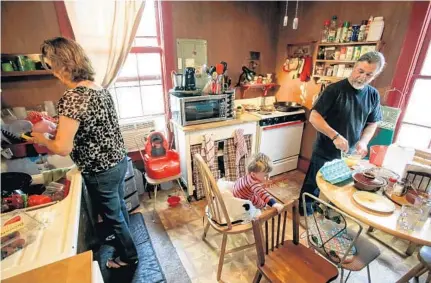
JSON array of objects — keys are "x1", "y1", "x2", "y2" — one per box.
[{"x1": 397, "y1": 205, "x2": 422, "y2": 231}]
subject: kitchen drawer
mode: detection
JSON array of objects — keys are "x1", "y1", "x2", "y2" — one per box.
[
  {"x1": 125, "y1": 191, "x2": 140, "y2": 213},
  {"x1": 123, "y1": 177, "x2": 137, "y2": 198},
  {"x1": 271, "y1": 155, "x2": 299, "y2": 177},
  {"x1": 125, "y1": 157, "x2": 134, "y2": 180}
]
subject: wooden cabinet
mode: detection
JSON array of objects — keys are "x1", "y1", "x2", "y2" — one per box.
[{"x1": 171, "y1": 115, "x2": 259, "y2": 200}]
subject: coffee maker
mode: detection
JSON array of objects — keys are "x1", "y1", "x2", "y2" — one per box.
[{"x1": 183, "y1": 67, "x2": 196, "y2": 91}]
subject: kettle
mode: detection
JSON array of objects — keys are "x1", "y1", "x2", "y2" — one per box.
[
  {"x1": 171, "y1": 71, "x2": 184, "y2": 90},
  {"x1": 183, "y1": 67, "x2": 196, "y2": 91}
]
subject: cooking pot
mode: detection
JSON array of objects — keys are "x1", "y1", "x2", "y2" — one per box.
[
  {"x1": 352, "y1": 171, "x2": 387, "y2": 192},
  {"x1": 273, "y1": 101, "x2": 303, "y2": 112}
]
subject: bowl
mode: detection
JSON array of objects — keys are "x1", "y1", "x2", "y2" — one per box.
[
  {"x1": 353, "y1": 171, "x2": 387, "y2": 192},
  {"x1": 167, "y1": 195, "x2": 181, "y2": 207}
]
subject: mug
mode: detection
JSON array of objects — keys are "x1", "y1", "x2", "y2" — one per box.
[{"x1": 2, "y1": 62, "x2": 14, "y2": 72}]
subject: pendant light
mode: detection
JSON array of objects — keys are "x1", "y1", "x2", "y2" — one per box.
[
  {"x1": 293, "y1": 0, "x2": 299, "y2": 30},
  {"x1": 283, "y1": 0, "x2": 288, "y2": 27}
]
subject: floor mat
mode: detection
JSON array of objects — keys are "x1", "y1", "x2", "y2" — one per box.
[{"x1": 94, "y1": 213, "x2": 167, "y2": 283}]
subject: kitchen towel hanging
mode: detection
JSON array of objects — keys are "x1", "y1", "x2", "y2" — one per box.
[
  {"x1": 299, "y1": 56, "x2": 312, "y2": 82},
  {"x1": 224, "y1": 135, "x2": 252, "y2": 182},
  {"x1": 234, "y1": 129, "x2": 248, "y2": 177},
  {"x1": 201, "y1": 133, "x2": 215, "y2": 169},
  {"x1": 191, "y1": 143, "x2": 221, "y2": 200}
]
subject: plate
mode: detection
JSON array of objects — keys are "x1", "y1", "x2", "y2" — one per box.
[{"x1": 352, "y1": 191, "x2": 395, "y2": 213}]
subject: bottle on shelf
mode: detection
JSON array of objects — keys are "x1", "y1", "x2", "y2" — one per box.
[
  {"x1": 335, "y1": 23, "x2": 343, "y2": 43},
  {"x1": 346, "y1": 26, "x2": 353, "y2": 43},
  {"x1": 321, "y1": 20, "x2": 330, "y2": 43},
  {"x1": 367, "y1": 16, "x2": 384, "y2": 42},
  {"x1": 358, "y1": 20, "x2": 367, "y2": 42},
  {"x1": 328, "y1": 15, "x2": 338, "y2": 42},
  {"x1": 341, "y1": 21, "x2": 350, "y2": 43}
]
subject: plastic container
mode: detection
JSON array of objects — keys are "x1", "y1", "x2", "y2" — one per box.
[
  {"x1": 369, "y1": 145, "x2": 388, "y2": 167},
  {"x1": 367, "y1": 16, "x2": 384, "y2": 42}
]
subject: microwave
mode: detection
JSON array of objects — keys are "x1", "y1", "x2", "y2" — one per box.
[{"x1": 170, "y1": 92, "x2": 235, "y2": 126}]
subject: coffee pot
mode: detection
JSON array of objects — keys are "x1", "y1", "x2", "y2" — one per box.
[{"x1": 183, "y1": 67, "x2": 196, "y2": 91}]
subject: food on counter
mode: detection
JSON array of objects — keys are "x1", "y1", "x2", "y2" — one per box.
[
  {"x1": 26, "y1": 111, "x2": 56, "y2": 124},
  {"x1": 1, "y1": 235, "x2": 26, "y2": 260},
  {"x1": 4, "y1": 215, "x2": 21, "y2": 226},
  {"x1": 27, "y1": 195, "x2": 52, "y2": 207}
]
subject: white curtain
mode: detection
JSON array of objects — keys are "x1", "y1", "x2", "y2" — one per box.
[{"x1": 65, "y1": 0, "x2": 145, "y2": 87}]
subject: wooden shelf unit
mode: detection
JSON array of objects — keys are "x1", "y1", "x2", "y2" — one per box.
[{"x1": 312, "y1": 40, "x2": 383, "y2": 83}]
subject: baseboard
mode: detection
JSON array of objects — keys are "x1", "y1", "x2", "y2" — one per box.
[{"x1": 298, "y1": 156, "x2": 310, "y2": 173}]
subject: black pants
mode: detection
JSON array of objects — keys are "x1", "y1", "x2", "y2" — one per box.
[{"x1": 299, "y1": 153, "x2": 333, "y2": 215}]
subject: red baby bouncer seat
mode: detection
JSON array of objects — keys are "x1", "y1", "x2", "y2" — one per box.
[{"x1": 143, "y1": 131, "x2": 181, "y2": 180}]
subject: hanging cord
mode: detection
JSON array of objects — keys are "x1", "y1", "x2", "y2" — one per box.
[
  {"x1": 383, "y1": 87, "x2": 403, "y2": 107},
  {"x1": 283, "y1": 0, "x2": 288, "y2": 27}
]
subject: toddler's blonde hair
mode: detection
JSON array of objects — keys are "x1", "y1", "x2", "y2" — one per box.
[{"x1": 247, "y1": 153, "x2": 273, "y2": 174}]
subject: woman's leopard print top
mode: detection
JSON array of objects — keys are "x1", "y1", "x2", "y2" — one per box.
[{"x1": 57, "y1": 86, "x2": 126, "y2": 173}]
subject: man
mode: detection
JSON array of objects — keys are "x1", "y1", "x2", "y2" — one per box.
[{"x1": 299, "y1": 51, "x2": 385, "y2": 214}]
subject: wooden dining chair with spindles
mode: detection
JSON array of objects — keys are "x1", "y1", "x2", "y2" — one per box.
[
  {"x1": 252, "y1": 199, "x2": 339, "y2": 283},
  {"x1": 194, "y1": 153, "x2": 255, "y2": 282}
]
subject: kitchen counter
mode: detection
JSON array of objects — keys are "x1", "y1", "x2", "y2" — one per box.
[
  {"x1": 170, "y1": 112, "x2": 260, "y2": 132},
  {"x1": 1, "y1": 167, "x2": 83, "y2": 280}
]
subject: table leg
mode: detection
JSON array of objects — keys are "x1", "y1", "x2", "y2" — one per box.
[{"x1": 152, "y1": 184, "x2": 158, "y2": 223}]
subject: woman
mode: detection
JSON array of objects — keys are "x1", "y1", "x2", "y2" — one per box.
[{"x1": 31, "y1": 37, "x2": 138, "y2": 268}]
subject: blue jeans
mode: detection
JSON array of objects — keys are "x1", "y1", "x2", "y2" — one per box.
[{"x1": 83, "y1": 157, "x2": 137, "y2": 262}]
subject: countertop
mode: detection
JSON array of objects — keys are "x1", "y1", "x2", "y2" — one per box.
[
  {"x1": 3, "y1": 251, "x2": 95, "y2": 283},
  {"x1": 1, "y1": 167, "x2": 83, "y2": 280},
  {"x1": 171, "y1": 112, "x2": 260, "y2": 132}
]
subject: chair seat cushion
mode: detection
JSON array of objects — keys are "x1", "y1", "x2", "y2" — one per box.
[
  {"x1": 340, "y1": 233, "x2": 380, "y2": 271},
  {"x1": 419, "y1": 246, "x2": 431, "y2": 268},
  {"x1": 144, "y1": 157, "x2": 180, "y2": 179},
  {"x1": 260, "y1": 240, "x2": 339, "y2": 283}
]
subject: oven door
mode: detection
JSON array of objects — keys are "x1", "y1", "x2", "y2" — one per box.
[
  {"x1": 181, "y1": 95, "x2": 226, "y2": 125},
  {"x1": 259, "y1": 121, "x2": 304, "y2": 162}
]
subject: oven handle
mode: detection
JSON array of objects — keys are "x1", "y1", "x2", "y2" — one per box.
[{"x1": 262, "y1": 120, "x2": 303, "y2": 131}]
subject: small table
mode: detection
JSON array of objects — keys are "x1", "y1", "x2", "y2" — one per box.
[{"x1": 316, "y1": 173, "x2": 431, "y2": 247}]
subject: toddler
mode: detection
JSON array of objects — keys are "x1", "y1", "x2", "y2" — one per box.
[{"x1": 233, "y1": 153, "x2": 283, "y2": 212}]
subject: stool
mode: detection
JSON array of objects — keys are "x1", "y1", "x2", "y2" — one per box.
[
  {"x1": 396, "y1": 245, "x2": 431, "y2": 283},
  {"x1": 144, "y1": 173, "x2": 190, "y2": 222}
]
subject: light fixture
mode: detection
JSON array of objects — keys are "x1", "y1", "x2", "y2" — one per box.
[
  {"x1": 283, "y1": 0, "x2": 288, "y2": 27},
  {"x1": 293, "y1": 0, "x2": 299, "y2": 30}
]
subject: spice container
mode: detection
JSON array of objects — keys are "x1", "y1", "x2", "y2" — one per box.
[
  {"x1": 335, "y1": 23, "x2": 343, "y2": 43},
  {"x1": 353, "y1": 46, "x2": 362, "y2": 60},
  {"x1": 346, "y1": 27, "x2": 353, "y2": 42},
  {"x1": 321, "y1": 20, "x2": 330, "y2": 43},
  {"x1": 328, "y1": 15, "x2": 338, "y2": 42},
  {"x1": 351, "y1": 25, "x2": 360, "y2": 42},
  {"x1": 385, "y1": 177, "x2": 398, "y2": 195},
  {"x1": 346, "y1": 47, "x2": 354, "y2": 60},
  {"x1": 358, "y1": 20, "x2": 367, "y2": 41},
  {"x1": 393, "y1": 180, "x2": 407, "y2": 197},
  {"x1": 341, "y1": 21, "x2": 350, "y2": 42},
  {"x1": 339, "y1": 47, "x2": 347, "y2": 60}
]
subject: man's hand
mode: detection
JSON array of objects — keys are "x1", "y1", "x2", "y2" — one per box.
[
  {"x1": 355, "y1": 141, "x2": 368, "y2": 157},
  {"x1": 333, "y1": 135, "x2": 349, "y2": 152}
]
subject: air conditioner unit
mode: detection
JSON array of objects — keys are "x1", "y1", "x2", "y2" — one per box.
[{"x1": 120, "y1": 120, "x2": 155, "y2": 152}]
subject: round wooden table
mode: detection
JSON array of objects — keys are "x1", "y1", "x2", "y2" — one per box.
[{"x1": 316, "y1": 173, "x2": 431, "y2": 246}]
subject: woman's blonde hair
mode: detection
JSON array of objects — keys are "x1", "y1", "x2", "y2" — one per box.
[
  {"x1": 41, "y1": 37, "x2": 95, "y2": 82},
  {"x1": 247, "y1": 153, "x2": 273, "y2": 174}
]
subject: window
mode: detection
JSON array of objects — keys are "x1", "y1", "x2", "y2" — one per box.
[
  {"x1": 110, "y1": 0, "x2": 165, "y2": 122},
  {"x1": 396, "y1": 23, "x2": 431, "y2": 149}
]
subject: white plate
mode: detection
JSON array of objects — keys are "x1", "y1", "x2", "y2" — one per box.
[{"x1": 352, "y1": 191, "x2": 395, "y2": 213}]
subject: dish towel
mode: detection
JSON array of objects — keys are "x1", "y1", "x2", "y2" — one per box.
[
  {"x1": 234, "y1": 129, "x2": 248, "y2": 177},
  {"x1": 299, "y1": 56, "x2": 312, "y2": 82},
  {"x1": 201, "y1": 134, "x2": 215, "y2": 169}
]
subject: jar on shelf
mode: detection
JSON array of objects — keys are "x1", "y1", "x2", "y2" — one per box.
[{"x1": 351, "y1": 25, "x2": 361, "y2": 42}]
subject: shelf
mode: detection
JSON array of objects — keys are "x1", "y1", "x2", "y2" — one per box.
[
  {"x1": 316, "y1": 60, "x2": 356, "y2": 64},
  {"x1": 240, "y1": 83, "x2": 279, "y2": 90},
  {"x1": 317, "y1": 41, "x2": 380, "y2": 47},
  {"x1": 1, "y1": 70, "x2": 51, "y2": 77}
]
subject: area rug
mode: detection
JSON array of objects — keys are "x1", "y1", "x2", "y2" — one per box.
[
  {"x1": 264, "y1": 173, "x2": 302, "y2": 203},
  {"x1": 142, "y1": 211, "x2": 191, "y2": 283},
  {"x1": 94, "y1": 213, "x2": 167, "y2": 283}
]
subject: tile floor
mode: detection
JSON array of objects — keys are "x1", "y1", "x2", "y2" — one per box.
[{"x1": 136, "y1": 170, "x2": 428, "y2": 283}]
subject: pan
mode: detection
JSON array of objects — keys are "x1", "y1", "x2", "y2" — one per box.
[{"x1": 273, "y1": 101, "x2": 303, "y2": 112}]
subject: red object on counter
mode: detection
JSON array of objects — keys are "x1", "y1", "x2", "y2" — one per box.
[
  {"x1": 369, "y1": 145, "x2": 388, "y2": 167},
  {"x1": 27, "y1": 195, "x2": 52, "y2": 207},
  {"x1": 4, "y1": 216, "x2": 21, "y2": 226}
]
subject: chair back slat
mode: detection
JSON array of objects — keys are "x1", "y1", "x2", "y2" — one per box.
[
  {"x1": 194, "y1": 154, "x2": 232, "y2": 229},
  {"x1": 406, "y1": 171, "x2": 431, "y2": 193},
  {"x1": 252, "y1": 200, "x2": 299, "y2": 266},
  {"x1": 276, "y1": 214, "x2": 281, "y2": 248},
  {"x1": 271, "y1": 217, "x2": 275, "y2": 251}
]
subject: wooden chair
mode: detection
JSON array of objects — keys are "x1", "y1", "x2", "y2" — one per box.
[
  {"x1": 252, "y1": 199, "x2": 339, "y2": 283},
  {"x1": 302, "y1": 193, "x2": 381, "y2": 283},
  {"x1": 194, "y1": 153, "x2": 255, "y2": 281},
  {"x1": 396, "y1": 245, "x2": 431, "y2": 283},
  {"x1": 405, "y1": 170, "x2": 431, "y2": 193}
]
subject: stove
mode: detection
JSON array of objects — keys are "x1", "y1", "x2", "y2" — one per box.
[{"x1": 251, "y1": 109, "x2": 306, "y2": 176}]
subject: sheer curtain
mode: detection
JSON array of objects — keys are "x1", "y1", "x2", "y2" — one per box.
[{"x1": 64, "y1": 0, "x2": 145, "y2": 87}]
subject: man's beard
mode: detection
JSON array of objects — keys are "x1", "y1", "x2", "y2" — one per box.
[{"x1": 349, "y1": 78, "x2": 366, "y2": 90}]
